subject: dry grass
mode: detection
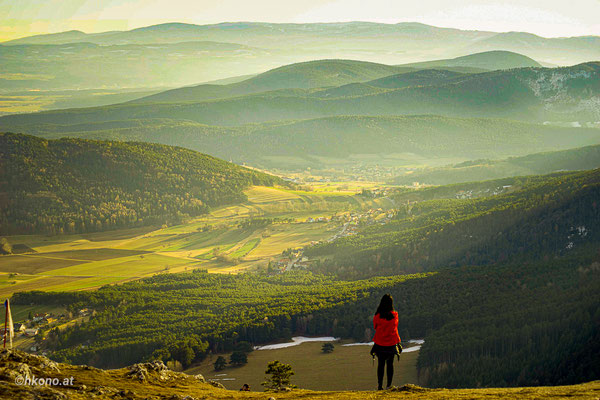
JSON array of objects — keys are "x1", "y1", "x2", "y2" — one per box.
[{"x1": 186, "y1": 340, "x2": 421, "y2": 391}]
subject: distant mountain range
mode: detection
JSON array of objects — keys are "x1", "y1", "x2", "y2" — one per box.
[
  {"x1": 2, "y1": 22, "x2": 599, "y2": 92},
  {"x1": 2, "y1": 60, "x2": 598, "y2": 126}
]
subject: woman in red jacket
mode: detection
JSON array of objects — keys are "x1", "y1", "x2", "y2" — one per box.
[{"x1": 371, "y1": 294, "x2": 401, "y2": 390}]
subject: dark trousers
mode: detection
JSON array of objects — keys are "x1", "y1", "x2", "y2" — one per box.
[{"x1": 376, "y1": 352, "x2": 394, "y2": 389}]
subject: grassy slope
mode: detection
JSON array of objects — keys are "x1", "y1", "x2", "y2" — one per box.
[{"x1": 1, "y1": 350, "x2": 599, "y2": 399}]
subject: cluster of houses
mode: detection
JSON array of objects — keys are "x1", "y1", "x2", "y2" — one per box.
[
  {"x1": 305, "y1": 216, "x2": 329, "y2": 223},
  {"x1": 455, "y1": 185, "x2": 513, "y2": 199},
  {"x1": 13, "y1": 312, "x2": 58, "y2": 338}
]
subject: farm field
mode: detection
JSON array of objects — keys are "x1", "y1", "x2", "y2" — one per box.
[
  {"x1": 0, "y1": 185, "x2": 394, "y2": 296},
  {"x1": 186, "y1": 340, "x2": 421, "y2": 391}
]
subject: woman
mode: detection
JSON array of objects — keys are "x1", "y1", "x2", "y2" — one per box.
[{"x1": 371, "y1": 294, "x2": 401, "y2": 390}]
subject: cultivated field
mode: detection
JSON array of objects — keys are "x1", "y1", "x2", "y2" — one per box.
[{"x1": 1, "y1": 185, "x2": 393, "y2": 296}]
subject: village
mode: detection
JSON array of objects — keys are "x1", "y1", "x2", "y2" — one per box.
[
  {"x1": 9, "y1": 307, "x2": 93, "y2": 355},
  {"x1": 273, "y1": 206, "x2": 396, "y2": 273}
]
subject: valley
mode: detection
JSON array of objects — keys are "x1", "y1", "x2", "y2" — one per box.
[
  {"x1": 0, "y1": 183, "x2": 394, "y2": 298},
  {"x1": 1, "y1": 13, "x2": 599, "y2": 398}
]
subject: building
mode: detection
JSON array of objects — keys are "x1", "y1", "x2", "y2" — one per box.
[{"x1": 24, "y1": 328, "x2": 39, "y2": 337}]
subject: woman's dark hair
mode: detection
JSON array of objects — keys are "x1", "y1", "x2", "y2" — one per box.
[{"x1": 375, "y1": 294, "x2": 395, "y2": 320}]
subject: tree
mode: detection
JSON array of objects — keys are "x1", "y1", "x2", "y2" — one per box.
[
  {"x1": 229, "y1": 351, "x2": 248, "y2": 366},
  {"x1": 214, "y1": 356, "x2": 227, "y2": 371},
  {"x1": 0, "y1": 237, "x2": 12, "y2": 255},
  {"x1": 234, "y1": 341, "x2": 254, "y2": 353},
  {"x1": 262, "y1": 360, "x2": 295, "y2": 391},
  {"x1": 321, "y1": 343, "x2": 334, "y2": 353}
]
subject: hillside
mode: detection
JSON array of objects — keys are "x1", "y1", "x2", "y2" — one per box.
[
  {"x1": 8, "y1": 116, "x2": 598, "y2": 172},
  {"x1": 0, "y1": 132, "x2": 280, "y2": 235},
  {"x1": 1, "y1": 351, "x2": 598, "y2": 399},
  {"x1": 398, "y1": 50, "x2": 542, "y2": 70},
  {"x1": 135, "y1": 60, "x2": 408, "y2": 103},
  {"x1": 392, "y1": 145, "x2": 600, "y2": 185},
  {"x1": 308, "y1": 169, "x2": 600, "y2": 275},
  {"x1": 365, "y1": 69, "x2": 467, "y2": 89}
]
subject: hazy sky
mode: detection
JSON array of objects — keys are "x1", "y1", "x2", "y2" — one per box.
[{"x1": 2, "y1": 0, "x2": 599, "y2": 41}]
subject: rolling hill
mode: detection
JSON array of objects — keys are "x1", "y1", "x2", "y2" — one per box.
[
  {"x1": 0, "y1": 132, "x2": 280, "y2": 235},
  {"x1": 134, "y1": 59, "x2": 409, "y2": 103},
  {"x1": 398, "y1": 50, "x2": 542, "y2": 71},
  {"x1": 2, "y1": 62, "x2": 598, "y2": 131},
  {"x1": 391, "y1": 145, "x2": 600, "y2": 185}
]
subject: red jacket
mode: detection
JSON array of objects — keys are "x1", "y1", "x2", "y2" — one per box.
[{"x1": 373, "y1": 311, "x2": 401, "y2": 346}]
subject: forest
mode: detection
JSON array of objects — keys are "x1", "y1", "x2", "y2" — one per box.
[
  {"x1": 306, "y1": 169, "x2": 600, "y2": 277},
  {"x1": 10, "y1": 169, "x2": 600, "y2": 388},
  {"x1": 0, "y1": 132, "x2": 280, "y2": 235}
]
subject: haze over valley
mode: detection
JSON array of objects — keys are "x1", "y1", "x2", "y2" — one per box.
[{"x1": 1, "y1": 3, "x2": 599, "y2": 398}]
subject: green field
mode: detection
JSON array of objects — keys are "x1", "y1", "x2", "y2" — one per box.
[
  {"x1": 1, "y1": 185, "x2": 393, "y2": 296},
  {"x1": 186, "y1": 340, "x2": 421, "y2": 391}
]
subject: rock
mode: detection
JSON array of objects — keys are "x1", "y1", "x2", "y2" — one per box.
[
  {"x1": 168, "y1": 395, "x2": 197, "y2": 400},
  {"x1": 207, "y1": 380, "x2": 225, "y2": 389},
  {"x1": 268, "y1": 397, "x2": 276, "y2": 400},
  {"x1": 40, "y1": 358, "x2": 61, "y2": 373},
  {"x1": 127, "y1": 360, "x2": 170, "y2": 382},
  {"x1": 194, "y1": 373, "x2": 205, "y2": 383},
  {"x1": 389, "y1": 383, "x2": 428, "y2": 392}
]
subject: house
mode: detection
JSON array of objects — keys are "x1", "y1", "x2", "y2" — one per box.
[{"x1": 24, "y1": 328, "x2": 39, "y2": 337}]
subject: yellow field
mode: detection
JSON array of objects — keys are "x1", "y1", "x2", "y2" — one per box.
[
  {"x1": 1, "y1": 184, "x2": 393, "y2": 296},
  {"x1": 186, "y1": 340, "x2": 421, "y2": 392}
]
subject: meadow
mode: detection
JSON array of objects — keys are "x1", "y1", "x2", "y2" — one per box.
[{"x1": 186, "y1": 340, "x2": 421, "y2": 391}]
